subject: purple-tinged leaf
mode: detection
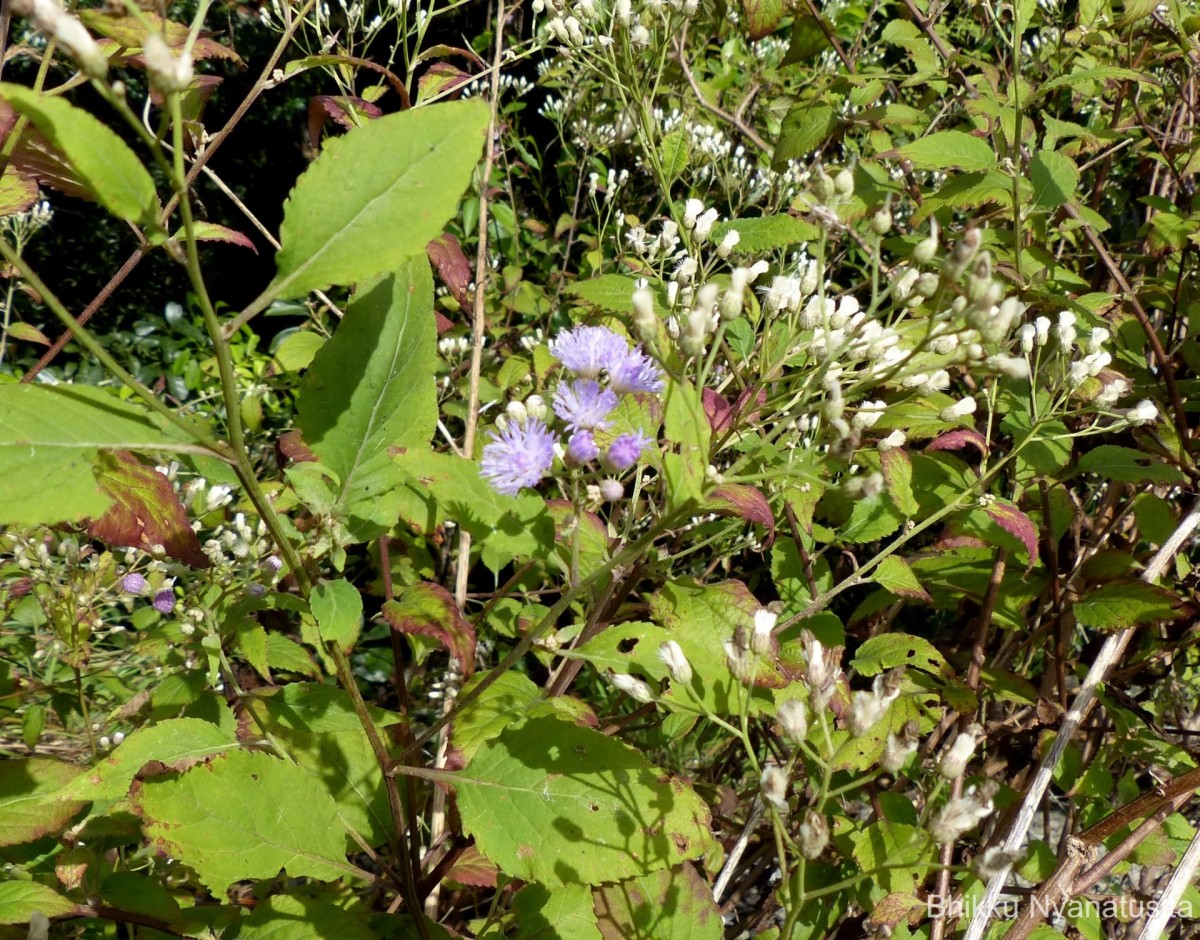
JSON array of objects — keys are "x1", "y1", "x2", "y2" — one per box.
[
  {"x1": 880, "y1": 449, "x2": 919, "y2": 516},
  {"x1": 382, "y1": 582, "x2": 476, "y2": 677},
  {"x1": 307, "y1": 94, "x2": 382, "y2": 150},
  {"x1": 986, "y1": 501, "x2": 1039, "y2": 562},
  {"x1": 709, "y1": 484, "x2": 775, "y2": 540},
  {"x1": 427, "y1": 232, "x2": 471, "y2": 306},
  {"x1": 176, "y1": 221, "x2": 256, "y2": 252},
  {"x1": 926, "y1": 428, "x2": 989, "y2": 457}
]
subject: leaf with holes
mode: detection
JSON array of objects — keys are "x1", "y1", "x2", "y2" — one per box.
[
  {"x1": 382, "y1": 582, "x2": 476, "y2": 677},
  {"x1": 850, "y1": 633, "x2": 948, "y2": 677},
  {"x1": 593, "y1": 866, "x2": 722, "y2": 939},
  {"x1": 89, "y1": 451, "x2": 208, "y2": 568},
  {"x1": 452, "y1": 715, "x2": 713, "y2": 887},
  {"x1": 267, "y1": 99, "x2": 487, "y2": 302},
  {"x1": 134, "y1": 749, "x2": 352, "y2": 894}
]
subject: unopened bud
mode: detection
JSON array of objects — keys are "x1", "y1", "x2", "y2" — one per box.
[
  {"x1": 632, "y1": 288, "x2": 657, "y2": 343},
  {"x1": 833, "y1": 167, "x2": 855, "y2": 197},
  {"x1": 799, "y1": 809, "x2": 829, "y2": 859},
  {"x1": 750, "y1": 608, "x2": 777, "y2": 655},
  {"x1": 658, "y1": 640, "x2": 692, "y2": 684},
  {"x1": 913, "y1": 220, "x2": 939, "y2": 265},
  {"x1": 881, "y1": 719, "x2": 919, "y2": 773},
  {"x1": 760, "y1": 763, "x2": 789, "y2": 813},
  {"x1": 939, "y1": 724, "x2": 982, "y2": 779},
  {"x1": 778, "y1": 698, "x2": 808, "y2": 743},
  {"x1": 611, "y1": 673, "x2": 654, "y2": 704},
  {"x1": 598, "y1": 478, "x2": 623, "y2": 502},
  {"x1": 870, "y1": 206, "x2": 892, "y2": 235}
]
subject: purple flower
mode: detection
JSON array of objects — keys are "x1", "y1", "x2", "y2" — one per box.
[
  {"x1": 153, "y1": 589, "x2": 177, "y2": 614},
  {"x1": 480, "y1": 417, "x2": 558, "y2": 496},
  {"x1": 553, "y1": 379, "x2": 618, "y2": 432},
  {"x1": 608, "y1": 347, "x2": 664, "y2": 394},
  {"x1": 122, "y1": 572, "x2": 147, "y2": 595},
  {"x1": 566, "y1": 430, "x2": 599, "y2": 464},
  {"x1": 606, "y1": 431, "x2": 653, "y2": 470},
  {"x1": 549, "y1": 326, "x2": 631, "y2": 378}
]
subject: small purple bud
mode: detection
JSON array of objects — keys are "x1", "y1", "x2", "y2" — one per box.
[
  {"x1": 245, "y1": 583, "x2": 266, "y2": 597},
  {"x1": 153, "y1": 589, "x2": 176, "y2": 614},
  {"x1": 599, "y1": 478, "x2": 624, "y2": 501},
  {"x1": 606, "y1": 431, "x2": 652, "y2": 471},
  {"x1": 122, "y1": 572, "x2": 147, "y2": 595},
  {"x1": 567, "y1": 430, "x2": 599, "y2": 464},
  {"x1": 264, "y1": 555, "x2": 283, "y2": 574}
]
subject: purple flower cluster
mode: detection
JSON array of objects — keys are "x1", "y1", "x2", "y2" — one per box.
[{"x1": 479, "y1": 326, "x2": 664, "y2": 496}]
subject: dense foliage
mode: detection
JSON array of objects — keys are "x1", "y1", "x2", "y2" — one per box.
[{"x1": 3, "y1": 0, "x2": 1200, "y2": 937}]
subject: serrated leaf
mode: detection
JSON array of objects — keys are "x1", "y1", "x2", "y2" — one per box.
[
  {"x1": 89, "y1": 451, "x2": 208, "y2": 568},
  {"x1": 453, "y1": 715, "x2": 713, "y2": 887},
  {"x1": 1030, "y1": 149, "x2": 1079, "y2": 209},
  {"x1": 663, "y1": 381, "x2": 711, "y2": 509},
  {"x1": 926, "y1": 428, "x2": 989, "y2": 457},
  {"x1": 742, "y1": 0, "x2": 784, "y2": 39},
  {"x1": 838, "y1": 493, "x2": 904, "y2": 543},
  {"x1": 851, "y1": 633, "x2": 947, "y2": 677},
  {"x1": 0, "y1": 84, "x2": 160, "y2": 229},
  {"x1": 1074, "y1": 581, "x2": 1181, "y2": 630},
  {"x1": 311, "y1": 578, "x2": 363, "y2": 652},
  {"x1": 896, "y1": 131, "x2": 997, "y2": 172},
  {"x1": 0, "y1": 384, "x2": 188, "y2": 527},
  {"x1": 872, "y1": 556, "x2": 932, "y2": 601},
  {"x1": 0, "y1": 759, "x2": 86, "y2": 846},
  {"x1": 268, "y1": 100, "x2": 488, "y2": 302},
  {"x1": 783, "y1": 14, "x2": 830, "y2": 64},
  {"x1": 78, "y1": 9, "x2": 241, "y2": 62},
  {"x1": 593, "y1": 866, "x2": 722, "y2": 939},
  {"x1": 382, "y1": 582, "x2": 476, "y2": 677},
  {"x1": 565, "y1": 274, "x2": 664, "y2": 314},
  {"x1": 707, "y1": 484, "x2": 774, "y2": 534},
  {"x1": 0, "y1": 881, "x2": 77, "y2": 924},
  {"x1": 850, "y1": 820, "x2": 934, "y2": 894},
  {"x1": 135, "y1": 749, "x2": 352, "y2": 894},
  {"x1": 659, "y1": 129, "x2": 690, "y2": 182},
  {"x1": 711, "y1": 215, "x2": 819, "y2": 254},
  {"x1": 0, "y1": 167, "x2": 38, "y2": 218},
  {"x1": 773, "y1": 103, "x2": 837, "y2": 168},
  {"x1": 1077, "y1": 445, "x2": 1186, "y2": 484},
  {"x1": 243, "y1": 684, "x2": 403, "y2": 850},
  {"x1": 880, "y1": 449, "x2": 919, "y2": 517},
  {"x1": 56, "y1": 718, "x2": 237, "y2": 803},
  {"x1": 296, "y1": 262, "x2": 437, "y2": 540}
]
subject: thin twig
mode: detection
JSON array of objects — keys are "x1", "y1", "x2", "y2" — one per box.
[
  {"x1": 674, "y1": 25, "x2": 769, "y2": 154},
  {"x1": 1133, "y1": 827, "x2": 1200, "y2": 939}
]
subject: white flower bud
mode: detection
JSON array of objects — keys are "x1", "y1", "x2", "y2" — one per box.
[
  {"x1": 778, "y1": 698, "x2": 808, "y2": 743},
  {"x1": 799, "y1": 809, "x2": 829, "y2": 859},
  {"x1": 878, "y1": 430, "x2": 907, "y2": 452},
  {"x1": 761, "y1": 764, "x2": 790, "y2": 813},
  {"x1": 852, "y1": 401, "x2": 887, "y2": 430},
  {"x1": 682, "y1": 198, "x2": 704, "y2": 230},
  {"x1": 750, "y1": 608, "x2": 777, "y2": 655},
  {"x1": 1087, "y1": 327, "x2": 1110, "y2": 353},
  {"x1": 694, "y1": 208, "x2": 720, "y2": 242},
  {"x1": 598, "y1": 478, "x2": 623, "y2": 502},
  {"x1": 1126, "y1": 399, "x2": 1159, "y2": 425},
  {"x1": 505, "y1": 400, "x2": 528, "y2": 424},
  {"x1": 716, "y1": 228, "x2": 740, "y2": 258},
  {"x1": 1034, "y1": 316, "x2": 1051, "y2": 346},
  {"x1": 720, "y1": 267, "x2": 749, "y2": 321},
  {"x1": 939, "y1": 725, "x2": 982, "y2": 780},
  {"x1": 524, "y1": 394, "x2": 547, "y2": 421},
  {"x1": 881, "y1": 720, "x2": 919, "y2": 773},
  {"x1": 658, "y1": 640, "x2": 692, "y2": 684},
  {"x1": 913, "y1": 221, "x2": 939, "y2": 264},
  {"x1": 143, "y1": 32, "x2": 194, "y2": 92},
  {"x1": 930, "y1": 783, "x2": 996, "y2": 844},
  {"x1": 611, "y1": 673, "x2": 654, "y2": 703},
  {"x1": 833, "y1": 168, "x2": 854, "y2": 196},
  {"x1": 985, "y1": 355, "x2": 1031, "y2": 379},
  {"x1": 940, "y1": 397, "x2": 977, "y2": 422},
  {"x1": 1056, "y1": 311, "x2": 1077, "y2": 348}
]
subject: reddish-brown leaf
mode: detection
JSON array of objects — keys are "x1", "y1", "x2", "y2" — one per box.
[
  {"x1": 445, "y1": 846, "x2": 499, "y2": 888},
  {"x1": 78, "y1": 10, "x2": 243, "y2": 64},
  {"x1": 417, "y1": 61, "x2": 472, "y2": 102},
  {"x1": 88, "y1": 451, "x2": 208, "y2": 568},
  {"x1": 925, "y1": 428, "x2": 989, "y2": 458},
  {"x1": 985, "y1": 501, "x2": 1039, "y2": 563},
  {"x1": 426, "y1": 232, "x2": 471, "y2": 306},
  {"x1": 307, "y1": 95, "x2": 383, "y2": 150},
  {"x1": 381, "y1": 583, "x2": 476, "y2": 677},
  {"x1": 709, "y1": 484, "x2": 775, "y2": 541},
  {"x1": 276, "y1": 430, "x2": 317, "y2": 465}
]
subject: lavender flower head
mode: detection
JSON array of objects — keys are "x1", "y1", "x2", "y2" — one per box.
[
  {"x1": 609, "y1": 346, "x2": 665, "y2": 394},
  {"x1": 606, "y1": 431, "x2": 653, "y2": 470},
  {"x1": 553, "y1": 379, "x2": 618, "y2": 432},
  {"x1": 153, "y1": 588, "x2": 177, "y2": 615},
  {"x1": 566, "y1": 430, "x2": 599, "y2": 464},
  {"x1": 549, "y1": 325, "x2": 631, "y2": 378},
  {"x1": 121, "y1": 572, "x2": 147, "y2": 595},
  {"x1": 481, "y1": 417, "x2": 557, "y2": 496}
]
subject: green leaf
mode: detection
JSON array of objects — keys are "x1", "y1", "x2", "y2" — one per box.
[
  {"x1": 662, "y1": 381, "x2": 711, "y2": 510},
  {"x1": 273, "y1": 331, "x2": 327, "y2": 372},
  {"x1": 237, "y1": 894, "x2": 378, "y2": 939},
  {"x1": 783, "y1": 14, "x2": 830, "y2": 64},
  {"x1": 872, "y1": 556, "x2": 931, "y2": 601},
  {"x1": 659, "y1": 129, "x2": 690, "y2": 183},
  {"x1": 268, "y1": 100, "x2": 488, "y2": 302},
  {"x1": 55, "y1": 718, "x2": 237, "y2": 803},
  {"x1": 1077, "y1": 445, "x2": 1186, "y2": 484},
  {"x1": 244, "y1": 683, "x2": 403, "y2": 849},
  {"x1": 849, "y1": 820, "x2": 934, "y2": 895},
  {"x1": 565, "y1": 275, "x2": 666, "y2": 315},
  {"x1": 851, "y1": 634, "x2": 948, "y2": 677},
  {"x1": 880, "y1": 449, "x2": 919, "y2": 517},
  {"x1": 0, "y1": 384, "x2": 189, "y2": 527},
  {"x1": 711, "y1": 215, "x2": 819, "y2": 254},
  {"x1": 0, "y1": 84, "x2": 159, "y2": 229},
  {"x1": 296, "y1": 262, "x2": 437, "y2": 540},
  {"x1": 593, "y1": 867, "x2": 722, "y2": 939},
  {"x1": 454, "y1": 715, "x2": 713, "y2": 887},
  {"x1": 897, "y1": 131, "x2": 997, "y2": 172},
  {"x1": 134, "y1": 749, "x2": 353, "y2": 894},
  {"x1": 1029, "y1": 150, "x2": 1079, "y2": 210},
  {"x1": 514, "y1": 884, "x2": 603, "y2": 940},
  {"x1": 837, "y1": 493, "x2": 904, "y2": 544},
  {"x1": 742, "y1": 0, "x2": 785, "y2": 39},
  {"x1": 773, "y1": 103, "x2": 837, "y2": 168},
  {"x1": 0, "y1": 881, "x2": 77, "y2": 924},
  {"x1": 0, "y1": 758, "x2": 86, "y2": 846},
  {"x1": 311, "y1": 578, "x2": 364, "y2": 652},
  {"x1": 1074, "y1": 581, "x2": 1180, "y2": 630}
]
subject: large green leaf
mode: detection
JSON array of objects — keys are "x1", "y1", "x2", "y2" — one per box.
[
  {"x1": 453, "y1": 715, "x2": 713, "y2": 887},
  {"x1": 296, "y1": 263, "x2": 438, "y2": 539},
  {"x1": 514, "y1": 883, "x2": 603, "y2": 940},
  {"x1": 0, "y1": 759, "x2": 86, "y2": 846},
  {"x1": 897, "y1": 131, "x2": 997, "y2": 172},
  {"x1": 0, "y1": 384, "x2": 190, "y2": 526},
  {"x1": 0, "y1": 83, "x2": 160, "y2": 229},
  {"x1": 711, "y1": 215, "x2": 819, "y2": 254},
  {"x1": 242, "y1": 683, "x2": 403, "y2": 849},
  {"x1": 268, "y1": 100, "x2": 488, "y2": 301},
  {"x1": 311, "y1": 578, "x2": 364, "y2": 652},
  {"x1": 0, "y1": 882, "x2": 77, "y2": 924},
  {"x1": 56, "y1": 718, "x2": 237, "y2": 803},
  {"x1": 134, "y1": 749, "x2": 354, "y2": 893},
  {"x1": 593, "y1": 867, "x2": 722, "y2": 939},
  {"x1": 1074, "y1": 581, "x2": 1181, "y2": 630}
]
